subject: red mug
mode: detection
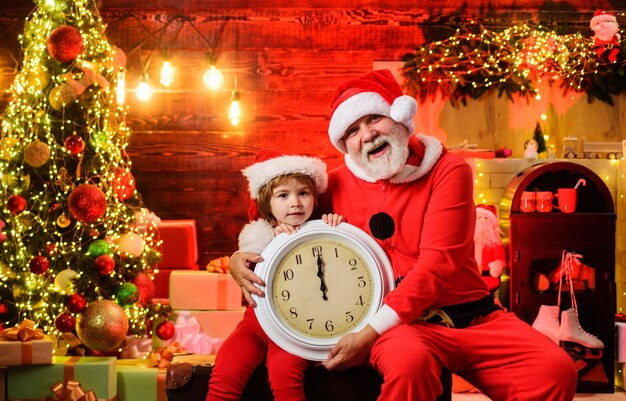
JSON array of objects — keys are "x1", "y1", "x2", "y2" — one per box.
[
  {"x1": 553, "y1": 188, "x2": 577, "y2": 213},
  {"x1": 520, "y1": 191, "x2": 536, "y2": 213},
  {"x1": 535, "y1": 191, "x2": 553, "y2": 213}
]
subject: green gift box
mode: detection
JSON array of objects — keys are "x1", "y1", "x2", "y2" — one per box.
[
  {"x1": 7, "y1": 356, "x2": 117, "y2": 401},
  {"x1": 117, "y1": 359, "x2": 167, "y2": 401}
]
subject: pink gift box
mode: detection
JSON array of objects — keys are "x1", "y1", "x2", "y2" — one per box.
[
  {"x1": 0, "y1": 337, "x2": 53, "y2": 366},
  {"x1": 172, "y1": 309, "x2": 245, "y2": 339},
  {"x1": 169, "y1": 271, "x2": 242, "y2": 310},
  {"x1": 157, "y1": 220, "x2": 198, "y2": 269}
]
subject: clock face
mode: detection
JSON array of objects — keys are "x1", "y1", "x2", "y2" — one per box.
[
  {"x1": 271, "y1": 236, "x2": 374, "y2": 339},
  {"x1": 253, "y1": 220, "x2": 394, "y2": 361}
]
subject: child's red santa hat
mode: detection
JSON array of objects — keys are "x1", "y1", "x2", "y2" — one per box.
[
  {"x1": 476, "y1": 204, "x2": 499, "y2": 226},
  {"x1": 328, "y1": 69, "x2": 417, "y2": 154},
  {"x1": 243, "y1": 149, "x2": 328, "y2": 220},
  {"x1": 590, "y1": 9, "x2": 617, "y2": 28}
]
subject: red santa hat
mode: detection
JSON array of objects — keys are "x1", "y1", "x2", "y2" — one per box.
[
  {"x1": 476, "y1": 204, "x2": 499, "y2": 226},
  {"x1": 328, "y1": 69, "x2": 417, "y2": 154},
  {"x1": 590, "y1": 9, "x2": 617, "y2": 28},
  {"x1": 242, "y1": 149, "x2": 328, "y2": 201}
]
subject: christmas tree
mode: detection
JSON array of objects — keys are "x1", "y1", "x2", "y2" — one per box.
[
  {"x1": 0, "y1": 0, "x2": 161, "y2": 354},
  {"x1": 533, "y1": 121, "x2": 548, "y2": 155}
]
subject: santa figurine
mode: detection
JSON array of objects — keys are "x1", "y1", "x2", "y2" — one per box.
[
  {"x1": 474, "y1": 204, "x2": 506, "y2": 293},
  {"x1": 590, "y1": 9, "x2": 621, "y2": 62}
]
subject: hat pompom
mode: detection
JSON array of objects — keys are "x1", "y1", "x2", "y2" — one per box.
[{"x1": 390, "y1": 95, "x2": 417, "y2": 124}]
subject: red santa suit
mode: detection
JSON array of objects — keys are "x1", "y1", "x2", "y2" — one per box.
[{"x1": 320, "y1": 69, "x2": 577, "y2": 401}]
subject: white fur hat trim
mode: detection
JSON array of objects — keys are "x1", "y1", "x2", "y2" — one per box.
[
  {"x1": 328, "y1": 92, "x2": 416, "y2": 154},
  {"x1": 242, "y1": 155, "x2": 328, "y2": 199},
  {"x1": 239, "y1": 219, "x2": 275, "y2": 254}
]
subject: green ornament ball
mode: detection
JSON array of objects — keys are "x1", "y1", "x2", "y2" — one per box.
[
  {"x1": 115, "y1": 282, "x2": 139, "y2": 306},
  {"x1": 88, "y1": 239, "x2": 111, "y2": 257},
  {"x1": 88, "y1": 130, "x2": 108, "y2": 150}
]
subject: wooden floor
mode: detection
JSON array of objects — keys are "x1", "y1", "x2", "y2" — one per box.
[{"x1": 453, "y1": 390, "x2": 626, "y2": 400}]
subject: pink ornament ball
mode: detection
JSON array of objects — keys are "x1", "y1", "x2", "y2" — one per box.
[
  {"x1": 7, "y1": 195, "x2": 27, "y2": 214},
  {"x1": 55, "y1": 312, "x2": 76, "y2": 333},
  {"x1": 29, "y1": 255, "x2": 50, "y2": 275},
  {"x1": 46, "y1": 25, "x2": 84, "y2": 63},
  {"x1": 68, "y1": 184, "x2": 107, "y2": 224}
]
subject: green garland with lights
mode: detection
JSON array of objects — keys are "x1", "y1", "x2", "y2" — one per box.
[{"x1": 401, "y1": 22, "x2": 626, "y2": 106}]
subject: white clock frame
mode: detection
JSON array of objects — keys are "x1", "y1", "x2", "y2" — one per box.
[{"x1": 252, "y1": 220, "x2": 394, "y2": 361}]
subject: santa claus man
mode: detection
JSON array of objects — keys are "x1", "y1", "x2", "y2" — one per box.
[
  {"x1": 590, "y1": 9, "x2": 621, "y2": 62},
  {"x1": 474, "y1": 204, "x2": 506, "y2": 293}
]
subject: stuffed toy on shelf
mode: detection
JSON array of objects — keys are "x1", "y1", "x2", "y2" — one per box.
[{"x1": 474, "y1": 204, "x2": 506, "y2": 293}]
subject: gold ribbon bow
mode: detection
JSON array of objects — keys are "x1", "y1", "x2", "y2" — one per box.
[
  {"x1": 1, "y1": 319, "x2": 45, "y2": 341},
  {"x1": 48, "y1": 380, "x2": 97, "y2": 401},
  {"x1": 148, "y1": 341, "x2": 187, "y2": 368}
]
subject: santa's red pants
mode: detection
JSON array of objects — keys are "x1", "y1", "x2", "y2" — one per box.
[
  {"x1": 370, "y1": 310, "x2": 578, "y2": 401},
  {"x1": 206, "y1": 307, "x2": 311, "y2": 401}
]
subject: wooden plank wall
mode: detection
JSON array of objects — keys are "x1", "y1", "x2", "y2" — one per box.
[{"x1": 0, "y1": 1, "x2": 622, "y2": 265}]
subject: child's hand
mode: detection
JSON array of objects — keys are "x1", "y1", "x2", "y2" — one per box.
[
  {"x1": 322, "y1": 213, "x2": 345, "y2": 226},
  {"x1": 274, "y1": 223, "x2": 299, "y2": 235}
]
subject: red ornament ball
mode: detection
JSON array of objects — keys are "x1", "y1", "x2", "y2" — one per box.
[
  {"x1": 46, "y1": 25, "x2": 84, "y2": 63},
  {"x1": 132, "y1": 273, "x2": 155, "y2": 306},
  {"x1": 64, "y1": 135, "x2": 85, "y2": 156},
  {"x1": 29, "y1": 255, "x2": 50, "y2": 275},
  {"x1": 94, "y1": 254, "x2": 115, "y2": 275},
  {"x1": 66, "y1": 293, "x2": 87, "y2": 313},
  {"x1": 68, "y1": 184, "x2": 107, "y2": 224},
  {"x1": 155, "y1": 320, "x2": 176, "y2": 340},
  {"x1": 112, "y1": 167, "x2": 136, "y2": 201},
  {"x1": 55, "y1": 312, "x2": 76, "y2": 333},
  {"x1": 7, "y1": 195, "x2": 27, "y2": 214}
]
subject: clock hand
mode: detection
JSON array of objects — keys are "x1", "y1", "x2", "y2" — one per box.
[{"x1": 316, "y1": 253, "x2": 328, "y2": 301}]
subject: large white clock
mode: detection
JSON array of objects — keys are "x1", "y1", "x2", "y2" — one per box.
[{"x1": 252, "y1": 220, "x2": 394, "y2": 361}]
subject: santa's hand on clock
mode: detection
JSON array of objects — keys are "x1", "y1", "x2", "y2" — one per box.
[{"x1": 230, "y1": 251, "x2": 266, "y2": 306}]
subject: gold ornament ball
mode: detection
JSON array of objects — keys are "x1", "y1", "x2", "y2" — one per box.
[
  {"x1": 56, "y1": 215, "x2": 71, "y2": 228},
  {"x1": 76, "y1": 300, "x2": 129, "y2": 351},
  {"x1": 24, "y1": 139, "x2": 51, "y2": 168},
  {"x1": 49, "y1": 83, "x2": 77, "y2": 111}
]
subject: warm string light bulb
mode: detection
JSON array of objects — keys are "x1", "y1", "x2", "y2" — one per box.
[
  {"x1": 135, "y1": 74, "x2": 153, "y2": 101},
  {"x1": 160, "y1": 60, "x2": 174, "y2": 87},
  {"x1": 229, "y1": 91, "x2": 241, "y2": 126},
  {"x1": 116, "y1": 71, "x2": 125, "y2": 105},
  {"x1": 203, "y1": 65, "x2": 224, "y2": 90}
]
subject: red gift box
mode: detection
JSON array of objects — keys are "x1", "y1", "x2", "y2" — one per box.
[{"x1": 157, "y1": 220, "x2": 198, "y2": 269}]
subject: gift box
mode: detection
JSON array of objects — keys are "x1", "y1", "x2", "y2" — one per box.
[
  {"x1": 153, "y1": 268, "x2": 174, "y2": 298},
  {"x1": 0, "y1": 336, "x2": 53, "y2": 366},
  {"x1": 172, "y1": 309, "x2": 244, "y2": 339},
  {"x1": 117, "y1": 359, "x2": 167, "y2": 401},
  {"x1": 169, "y1": 271, "x2": 242, "y2": 311},
  {"x1": 170, "y1": 309, "x2": 244, "y2": 354},
  {"x1": 157, "y1": 220, "x2": 198, "y2": 269},
  {"x1": 7, "y1": 356, "x2": 116, "y2": 401},
  {"x1": 617, "y1": 322, "x2": 626, "y2": 363}
]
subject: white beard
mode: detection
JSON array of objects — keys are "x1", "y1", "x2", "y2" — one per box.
[{"x1": 348, "y1": 124, "x2": 410, "y2": 181}]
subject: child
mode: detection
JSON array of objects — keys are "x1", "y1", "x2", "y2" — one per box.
[{"x1": 206, "y1": 150, "x2": 344, "y2": 401}]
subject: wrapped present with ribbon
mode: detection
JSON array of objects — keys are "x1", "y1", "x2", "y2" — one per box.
[
  {"x1": 117, "y1": 359, "x2": 167, "y2": 401},
  {"x1": 0, "y1": 319, "x2": 53, "y2": 366},
  {"x1": 120, "y1": 335, "x2": 153, "y2": 359},
  {"x1": 170, "y1": 312, "x2": 216, "y2": 355},
  {"x1": 170, "y1": 309, "x2": 244, "y2": 354},
  {"x1": 169, "y1": 271, "x2": 242, "y2": 310},
  {"x1": 7, "y1": 356, "x2": 116, "y2": 401},
  {"x1": 148, "y1": 342, "x2": 188, "y2": 369}
]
